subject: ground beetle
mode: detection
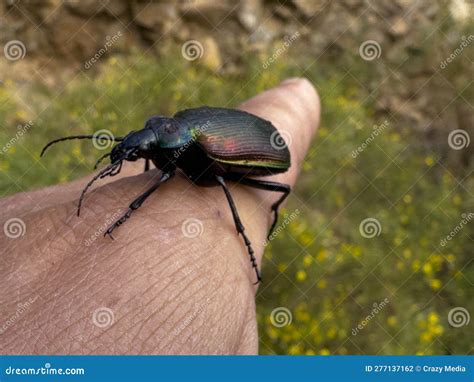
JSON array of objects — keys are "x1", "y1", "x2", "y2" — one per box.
[{"x1": 41, "y1": 107, "x2": 291, "y2": 283}]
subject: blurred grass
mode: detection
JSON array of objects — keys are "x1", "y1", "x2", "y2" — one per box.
[{"x1": 0, "y1": 43, "x2": 472, "y2": 355}]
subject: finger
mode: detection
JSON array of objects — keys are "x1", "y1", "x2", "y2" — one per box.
[
  {"x1": 239, "y1": 77, "x2": 320, "y2": 187},
  {"x1": 0, "y1": 159, "x2": 148, "y2": 218}
]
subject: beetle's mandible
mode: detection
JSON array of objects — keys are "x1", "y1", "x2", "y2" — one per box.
[{"x1": 41, "y1": 107, "x2": 291, "y2": 284}]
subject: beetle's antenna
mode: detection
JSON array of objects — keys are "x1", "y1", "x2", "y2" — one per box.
[
  {"x1": 40, "y1": 135, "x2": 124, "y2": 157},
  {"x1": 94, "y1": 152, "x2": 111, "y2": 169},
  {"x1": 77, "y1": 161, "x2": 120, "y2": 216}
]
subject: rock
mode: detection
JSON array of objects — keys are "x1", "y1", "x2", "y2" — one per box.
[
  {"x1": 238, "y1": 0, "x2": 262, "y2": 32},
  {"x1": 65, "y1": 0, "x2": 127, "y2": 17},
  {"x1": 181, "y1": 0, "x2": 235, "y2": 25},
  {"x1": 201, "y1": 36, "x2": 222, "y2": 71},
  {"x1": 389, "y1": 17, "x2": 409, "y2": 37},
  {"x1": 132, "y1": 2, "x2": 177, "y2": 30},
  {"x1": 292, "y1": 0, "x2": 329, "y2": 18},
  {"x1": 249, "y1": 18, "x2": 280, "y2": 46}
]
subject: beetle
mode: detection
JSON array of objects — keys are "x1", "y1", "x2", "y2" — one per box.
[{"x1": 41, "y1": 107, "x2": 291, "y2": 283}]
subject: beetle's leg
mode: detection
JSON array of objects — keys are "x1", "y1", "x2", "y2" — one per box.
[
  {"x1": 216, "y1": 175, "x2": 262, "y2": 284},
  {"x1": 144, "y1": 159, "x2": 150, "y2": 172},
  {"x1": 223, "y1": 174, "x2": 291, "y2": 239},
  {"x1": 104, "y1": 171, "x2": 174, "y2": 238}
]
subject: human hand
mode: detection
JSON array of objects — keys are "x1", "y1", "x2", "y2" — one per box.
[{"x1": 0, "y1": 78, "x2": 320, "y2": 354}]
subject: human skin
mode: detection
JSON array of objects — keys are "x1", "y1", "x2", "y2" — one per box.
[{"x1": 0, "y1": 78, "x2": 320, "y2": 354}]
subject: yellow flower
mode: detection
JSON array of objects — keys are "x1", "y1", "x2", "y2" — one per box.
[
  {"x1": 430, "y1": 279, "x2": 442, "y2": 290},
  {"x1": 303, "y1": 254, "x2": 313, "y2": 266},
  {"x1": 420, "y1": 332, "x2": 432, "y2": 343},
  {"x1": 299, "y1": 232, "x2": 313, "y2": 246},
  {"x1": 403, "y1": 249, "x2": 412, "y2": 259},
  {"x1": 305, "y1": 349, "x2": 316, "y2": 355},
  {"x1": 288, "y1": 344, "x2": 303, "y2": 355},
  {"x1": 412, "y1": 260, "x2": 421, "y2": 272},
  {"x1": 320, "y1": 348, "x2": 330, "y2": 355},
  {"x1": 425, "y1": 156, "x2": 434, "y2": 166},
  {"x1": 316, "y1": 249, "x2": 328, "y2": 263},
  {"x1": 422, "y1": 263, "x2": 433, "y2": 276},
  {"x1": 296, "y1": 270, "x2": 307, "y2": 282},
  {"x1": 387, "y1": 316, "x2": 397, "y2": 327},
  {"x1": 432, "y1": 325, "x2": 444, "y2": 335},
  {"x1": 403, "y1": 194, "x2": 412, "y2": 204},
  {"x1": 428, "y1": 312, "x2": 439, "y2": 325},
  {"x1": 327, "y1": 327, "x2": 337, "y2": 339},
  {"x1": 277, "y1": 262, "x2": 288, "y2": 273},
  {"x1": 452, "y1": 194, "x2": 462, "y2": 205},
  {"x1": 317, "y1": 279, "x2": 327, "y2": 289}
]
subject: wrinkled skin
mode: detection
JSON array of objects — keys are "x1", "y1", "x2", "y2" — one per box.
[{"x1": 0, "y1": 78, "x2": 320, "y2": 354}]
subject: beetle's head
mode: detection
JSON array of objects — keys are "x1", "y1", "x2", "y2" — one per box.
[{"x1": 110, "y1": 127, "x2": 158, "y2": 163}]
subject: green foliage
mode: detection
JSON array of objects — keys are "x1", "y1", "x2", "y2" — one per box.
[{"x1": 0, "y1": 48, "x2": 471, "y2": 355}]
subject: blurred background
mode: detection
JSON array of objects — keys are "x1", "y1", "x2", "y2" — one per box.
[{"x1": 0, "y1": 0, "x2": 472, "y2": 354}]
